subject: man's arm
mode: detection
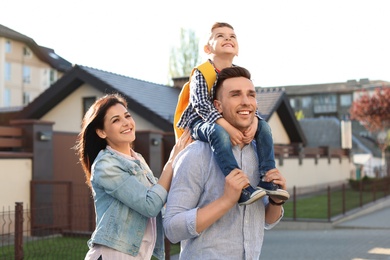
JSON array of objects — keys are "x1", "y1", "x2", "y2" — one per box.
[{"x1": 195, "y1": 168, "x2": 248, "y2": 232}]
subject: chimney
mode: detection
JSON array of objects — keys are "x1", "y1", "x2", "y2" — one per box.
[
  {"x1": 172, "y1": 76, "x2": 190, "y2": 89},
  {"x1": 346, "y1": 79, "x2": 358, "y2": 87},
  {"x1": 359, "y1": 78, "x2": 370, "y2": 85}
]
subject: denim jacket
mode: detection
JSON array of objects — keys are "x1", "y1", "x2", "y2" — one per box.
[{"x1": 87, "y1": 147, "x2": 167, "y2": 259}]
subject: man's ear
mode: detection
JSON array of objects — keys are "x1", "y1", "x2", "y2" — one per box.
[
  {"x1": 96, "y1": 129, "x2": 106, "y2": 139},
  {"x1": 214, "y1": 100, "x2": 223, "y2": 113}
]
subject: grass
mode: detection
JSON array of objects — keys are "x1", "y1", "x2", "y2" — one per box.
[
  {"x1": 1, "y1": 236, "x2": 180, "y2": 259},
  {"x1": 0, "y1": 236, "x2": 88, "y2": 259}
]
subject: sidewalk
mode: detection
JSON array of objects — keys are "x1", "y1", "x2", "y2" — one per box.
[{"x1": 333, "y1": 196, "x2": 390, "y2": 229}]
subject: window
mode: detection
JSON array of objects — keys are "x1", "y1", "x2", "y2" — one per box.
[
  {"x1": 5, "y1": 62, "x2": 11, "y2": 81},
  {"x1": 5, "y1": 40, "x2": 11, "y2": 53},
  {"x1": 23, "y1": 92, "x2": 30, "y2": 105},
  {"x1": 301, "y1": 96, "x2": 312, "y2": 108},
  {"x1": 23, "y1": 66, "x2": 31, "y2": 83},
  {"x1": 289, "y1": 98, "x2": 296, "y2": 108},
  {"x1": 83, "y1": 97, "x2": 96, "y2": 116},
  {"x1": 49, "y1": 69, "x2": 57, "y2": 84},
  {"x1": 4, "y1": 88, "x2": 11, "y2": 107},
  {"x1": 23, "y1": 46, "x2": 32, "y2": 57},
  {"x1": 313, "y1": 94, "x2": 337, "y2": 113},
  {"x1": 340, "y1": 94, "x2": 352, "y2": 107}
]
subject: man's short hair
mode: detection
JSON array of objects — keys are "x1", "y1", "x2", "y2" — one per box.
[{"x1": 214, "y1": 66, "x2": 252, "y2": 99}]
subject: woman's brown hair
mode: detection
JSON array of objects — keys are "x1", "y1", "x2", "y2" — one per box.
[{"x1": 74, "y1": 93, "x2": 127, "y2": 188}]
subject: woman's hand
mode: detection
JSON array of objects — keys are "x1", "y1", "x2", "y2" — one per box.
[
  {"x1": 168, "y1": 128, "x2": 192, "y2": 162},
  {"x1": 160, "y1": 129, "x2": 192, "y2": 191}
]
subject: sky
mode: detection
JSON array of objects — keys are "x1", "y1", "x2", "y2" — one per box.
[{"x1": 2, "y1": 0, "x2": 389, "y2": 87}]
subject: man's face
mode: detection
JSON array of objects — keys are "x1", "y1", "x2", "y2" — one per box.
[{"x1": 214, "y1": 77, "x2": 257, "y2": 132}]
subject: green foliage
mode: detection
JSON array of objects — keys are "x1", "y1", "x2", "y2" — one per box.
[{"x1": 169, "y1": 28, "x2": 201, "y2": 79}]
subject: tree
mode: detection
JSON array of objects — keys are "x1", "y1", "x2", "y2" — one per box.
[
  {"x1": 350, "y1": 86, "x2": 390, "y2": 177},
  {"x1": 169, "y1": 28, "x2": 201, "y2": 80}
]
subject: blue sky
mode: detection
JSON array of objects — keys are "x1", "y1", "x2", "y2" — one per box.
[{"x1": 2, "y1": 0, "x2": 389, "y2": 87}]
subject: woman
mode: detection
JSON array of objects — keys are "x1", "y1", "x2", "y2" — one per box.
[{"x1": 75, "y1": 93, "x2": 191, "y2": 259}]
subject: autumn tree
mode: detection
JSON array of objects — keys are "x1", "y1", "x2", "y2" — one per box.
[
  {"x1": 169, "y1": 28, "x2": 201, "y2": 80},
  {"x1": 350, "y1": 86, "x2": 390, "y2": 176}
]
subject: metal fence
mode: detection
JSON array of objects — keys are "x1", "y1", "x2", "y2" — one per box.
[
  {"x1": 285, "y1": 177, "x2": 390, "y2": 221},
  {"x1": 1, "y1": 178, "x2": 389, "y2": 259}
]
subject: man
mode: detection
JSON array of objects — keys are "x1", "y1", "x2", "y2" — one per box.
[{"x1": 164, "y1": 66, "x2": 286, "y2": 259}]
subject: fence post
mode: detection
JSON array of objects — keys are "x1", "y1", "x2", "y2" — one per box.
[
  {"x1": 293, "y1": 186, "x2": 296, "y2": 220},
  {"x1": 15, "y1": 202, "x2": 24, "y2": 260},
  {"x1": 387, "y1": 178, "x2": 390, "y2": 197},
  {"x1": 165, "y1": 237, "x2": 171, "y2": 260},
  {"x1": 359, "y1": 180, "x2": 363, "y2": 207},
  {"x1": 327, "y1": 186, "x2": 331, "y2": 222},
  {"x1": 298, "y1": 144, "x2": 303, "y2": 165},
  {"x1": 68, "y1": 182, "x2": 73, "y2": 231},
  {"x1": 342, "y1": 184, "x2": 346, "y2": 215}
]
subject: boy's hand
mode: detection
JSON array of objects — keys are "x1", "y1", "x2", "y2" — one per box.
[
  {"x1": 225, "y1": 124, "x2": 244, "y2": 145},
  {"x1": 243, "y1": 117, "x2": 258, "y2": 144},
  {"x1": 216, "y1": 118, "x2": 244, "y2": 145}
]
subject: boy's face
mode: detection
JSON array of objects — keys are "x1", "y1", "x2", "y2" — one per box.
[
  {"x1": 205, "y1": 26, "x2": 239, "y2": 57},
  {"x1": 214, "y1": 76, "x2": 257, "y2": 132}
]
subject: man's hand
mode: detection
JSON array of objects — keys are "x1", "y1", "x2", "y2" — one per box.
[
  {"x1": 195, "y1": 168, "x2": 249, "y2": 233},
  {"x1": 222, "y1": 168, "x2": 249, "y2": 204},
  {"x1": 263, "y1": 168, "x2": 287, "y2": 191}
]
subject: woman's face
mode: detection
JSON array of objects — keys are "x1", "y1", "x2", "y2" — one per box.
[{"x1": 96, "y1": 103, "x2": 136, "y2": 151}]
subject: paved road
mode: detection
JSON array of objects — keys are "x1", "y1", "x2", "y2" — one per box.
[
  {"x1": 261, "y1": 226, "x2": 390, "y2": 260},
  {"x1": 171, "y1": 197, "x2": 390, "y2": 260}
]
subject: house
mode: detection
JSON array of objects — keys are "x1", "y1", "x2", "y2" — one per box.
[
  {"x1": 0, "y1": 64, "x2": 353, "y2": 235},
  {"x1": 271, "y1": 79, "x2": 390, "y2": 178},
  {"x1": 0, "y1": 24, "x2": 72, "y2": 107},
  {"x1": 277, "y1": 79, "x2": 388, "y2": 120}
]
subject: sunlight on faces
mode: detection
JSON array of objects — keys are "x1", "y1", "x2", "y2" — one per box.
[
  {"x1": 96, "y1": 103, "x2": 136, "y2": 154},
  {"x1": 214, "y1": 76, "x2": 257, "y2": 132}
]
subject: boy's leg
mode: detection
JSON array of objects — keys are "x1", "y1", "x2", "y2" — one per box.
[
  {"x1": 255, "y1": 119, "x2": 290, "y2": 201},
  {"x1": 192, "y1": 120, "x2": 265, "y2": 205}
]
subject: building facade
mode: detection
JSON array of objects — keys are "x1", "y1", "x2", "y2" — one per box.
[{"x1": 0, "y1": 24, "x2": 72, "y2": 107}]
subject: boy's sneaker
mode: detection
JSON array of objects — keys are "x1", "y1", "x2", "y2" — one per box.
[
  {"x1": 257, "y1": 179, "x2": 290, "y2": 201},
  {"x1": 238, "y1": 185, "x2": 266, "y2": 206}
]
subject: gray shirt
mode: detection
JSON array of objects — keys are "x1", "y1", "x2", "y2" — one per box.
[{"x1": 164, "y1": 141, "x2": 283, "y2": 260}]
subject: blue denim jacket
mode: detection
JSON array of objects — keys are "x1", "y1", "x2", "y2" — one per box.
[{"x1": 87, "y1": 147, "x2": 167, "y2": 259}]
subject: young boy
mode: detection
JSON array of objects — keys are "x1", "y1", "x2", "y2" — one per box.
[{"x1": 175, "y1": 22, "x2": 289, "y2": 205}]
